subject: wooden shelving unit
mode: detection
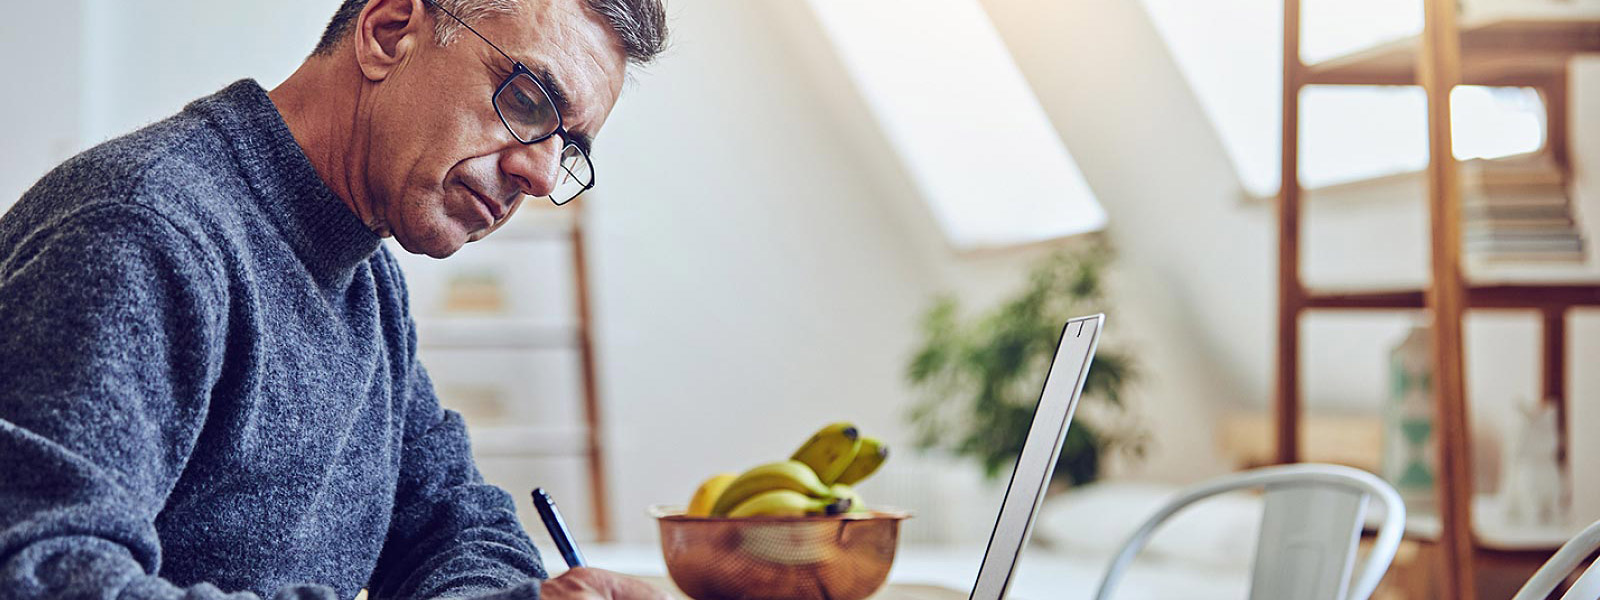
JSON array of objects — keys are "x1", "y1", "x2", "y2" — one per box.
[
  {"x1": 1275, "y1": 2, "x2": 1600, "y2": 597},
  {"x1": 408, "y1": 204, "x2": 613, "y2": 541}
]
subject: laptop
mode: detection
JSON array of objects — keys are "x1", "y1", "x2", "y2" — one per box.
[{"x1": 967, "y1": 313, "x2": 1104, "y2": 600}]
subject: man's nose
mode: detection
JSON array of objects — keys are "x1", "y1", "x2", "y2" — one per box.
[{"x1": 499, "y1": 138, "x2": 563, "y2": 198}]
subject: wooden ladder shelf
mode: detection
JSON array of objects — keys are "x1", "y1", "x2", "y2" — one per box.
[{"x1": 1275, "y1": 1, "x2": 1600, "y2": 597}]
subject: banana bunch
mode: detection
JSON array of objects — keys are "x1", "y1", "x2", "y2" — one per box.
[{"x1": 684, "y1": 422, "x2": 890, "y2": 517}]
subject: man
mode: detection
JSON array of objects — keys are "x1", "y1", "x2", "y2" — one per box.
[{"x1": 0, "y1": 0, "x2": 667, "y2": 598}]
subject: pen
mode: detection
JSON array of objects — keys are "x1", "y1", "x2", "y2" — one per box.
[{"x1": 532, "y1": 488, "x2": 588, "y2": 568}]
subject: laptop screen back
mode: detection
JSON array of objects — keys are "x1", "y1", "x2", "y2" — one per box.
[{"x1": 968, "y1": 314, "x2": 1103, "y2": 600}]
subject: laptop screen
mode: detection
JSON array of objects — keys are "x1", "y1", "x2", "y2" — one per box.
[{"x1": 968, "y1": 314, "x2": 1103, "y2": 600}]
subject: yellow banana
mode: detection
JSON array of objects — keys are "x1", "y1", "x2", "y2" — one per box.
[
  {"x1": 791, "y1": 422, "x2": 861, "y2": 484},
  {"x1": 710, "y1": 460, "x2": 835, "y2": 516},
  {"x1": 834, "y1": 437, "x2": 888, "y2": 485},
  {"x1": 727, "y1": 489, "x2": 846, "y2": 517},
  {"x1": 687, "y1": 472, "x2": 738, "y2": 517},
  {"x1": 830, "y1": 483, "x2": 867, "y2": 514}
]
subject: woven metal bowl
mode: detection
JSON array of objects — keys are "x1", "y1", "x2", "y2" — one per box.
[{"x1": 651, "y1": 505, "x2": 913, "y2": 600}]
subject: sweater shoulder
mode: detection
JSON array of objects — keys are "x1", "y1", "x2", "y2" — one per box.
[
  {"x1": 3, "y1": 111, "x2": 241, "y2": 270},
  {"x1": 9, "y1": 110, "x2": 240, "y2": 233},
  {"x1": 35, "y1": 110, "x2": 227, "y2": 200}
]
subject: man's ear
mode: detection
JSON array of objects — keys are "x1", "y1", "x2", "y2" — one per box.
[{"x1": 354, "y1": 0, "x2": 429, "y2": 82}]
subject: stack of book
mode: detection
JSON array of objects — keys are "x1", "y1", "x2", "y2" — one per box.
[{"x1": 1462, "y1": 155, "x2": 1585, "y2": 264}]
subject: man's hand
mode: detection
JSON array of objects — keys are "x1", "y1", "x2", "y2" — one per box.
[{"x1": 539, "y1": 568, "x2": 674, "y2": 600}]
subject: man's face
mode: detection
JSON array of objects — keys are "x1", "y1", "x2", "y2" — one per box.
[{"x1": 364, "y1": 0, "x2": 627, "y2": 258}]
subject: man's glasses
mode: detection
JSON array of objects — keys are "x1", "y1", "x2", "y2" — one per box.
[{"x1": 425, "y1": 0, "x2": 594, "y2": 206}]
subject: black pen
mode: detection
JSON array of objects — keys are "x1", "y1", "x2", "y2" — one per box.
[{"x1": 532, "y1": 488, "x2": 588, "y2": 568}]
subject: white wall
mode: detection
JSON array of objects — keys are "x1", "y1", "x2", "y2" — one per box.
[
  {"x1": 0, "y1": 2, "x2": 84, "y2": 209},
  {"x1": 588, "y1": 0, "x2": 957, "y2": 542},
  {"x1": 76, "y1": 0, "x2": 332, "y2": 144},
  {"x1": 1, "y1": 1, "x2": 333, "y2": 209}
]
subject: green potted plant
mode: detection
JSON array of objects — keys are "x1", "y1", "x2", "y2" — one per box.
[{"x1": 906, "y1": 244, "x2": 1143, "y2": 488}]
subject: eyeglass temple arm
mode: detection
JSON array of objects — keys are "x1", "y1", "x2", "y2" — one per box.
[{"x1": 419, "y1": 0, "x2": 519, "y2": 67}]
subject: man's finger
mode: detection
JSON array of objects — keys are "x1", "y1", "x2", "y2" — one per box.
[{"x1": 550, "y1": 567, "x2": 673, "y2": 600}]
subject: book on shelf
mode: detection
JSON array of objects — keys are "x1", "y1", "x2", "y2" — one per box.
[
  {"x1": 1464, "y1": 218, "x2": 1576, "y2": 233},
  {"x1": 1468, "y1": 252, "x2": 1587, "y2": 264},
  {"x1": 1460, "y1": 154, "x2": 1564, "y2": 185},
  {"x1": 1463, "y1": 205, "x2": 1574, "y2": 223},
  {"x1": 1464, "y1": 228, "x2": 1583, "y2": 249},
  {"x1": 1464, "y1": 239, "x2": 1584, "y2": 264},
  {"x1": 1463, "y1": 190, "x2": 1570, "y2": 209}
]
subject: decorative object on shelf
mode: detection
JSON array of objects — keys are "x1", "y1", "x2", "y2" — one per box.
[
  {"x1": 442, "y1": 269, "x2": 508, "y2": 314},
  {"x1": 1499, "y1": 399, "x2": 1567, "y2": 527},
  {"x1": 905, "y1": 244, "x2": 1142, "y2": 489},
  {"x1": 1382, "y1": 323, "x2": 1438, "y2": 514},
  {"x1": 437, "y1": 383, "x2": 511, "y2": 424}
]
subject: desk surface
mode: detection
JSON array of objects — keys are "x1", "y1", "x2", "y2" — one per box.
[
  {"x1": 555, "y1": 542, "x2": 1247, "y2": 600},
  {"x1": 631, "y1": 575, "x2": 968, "y2": 600}
]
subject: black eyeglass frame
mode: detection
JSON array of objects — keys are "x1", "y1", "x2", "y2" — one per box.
[{"x1": 423, "y1": 0, "x2": 595, "y2": 205}]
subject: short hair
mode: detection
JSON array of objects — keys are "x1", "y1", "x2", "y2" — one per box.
[{"x1": 312, "y1": 0, "x2": 667, "y2": 65}]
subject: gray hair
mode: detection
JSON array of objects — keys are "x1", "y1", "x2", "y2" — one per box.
[{"x1": 312, "y1": 0, "x2": 667, "y2": 65}]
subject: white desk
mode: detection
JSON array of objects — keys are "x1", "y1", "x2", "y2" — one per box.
[{"x1": 546, "y1": 543, "x2": 1249, "y2": 600}]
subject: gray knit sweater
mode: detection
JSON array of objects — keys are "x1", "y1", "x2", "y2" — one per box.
[{"x1": 0, "y1": 80, "x2": 546, "y2": 599}]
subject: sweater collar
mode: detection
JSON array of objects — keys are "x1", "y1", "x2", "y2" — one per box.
[{"x1": 188, "y1": 79, "x2": 382, "y2": 286}]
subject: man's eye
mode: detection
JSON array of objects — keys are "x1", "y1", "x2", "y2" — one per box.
[
  {"x1": 509, "y1": 87, "x2": 546, "y2": 123},
  {"x1": 513, "y1": 89, "x2": 539, "y2": 111}
]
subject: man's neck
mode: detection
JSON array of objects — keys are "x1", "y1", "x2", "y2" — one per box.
[{"x1": 268, "y1": 56, "x2": 385, "y2": 235}]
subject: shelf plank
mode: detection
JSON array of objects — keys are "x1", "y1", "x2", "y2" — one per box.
[
  {"x1": 1301, "y1": 283, "x2": 1600, "y2": 310},
  {"x1": 1303, "y1": 18, "x2": 1600, "y2": 87},
  {"x1": 1472, "y1": 284, "x2": 1600, "y2": 308},
  {"x1": 1404, "y1": 495, "x2": 1588, "y2": 552},
  {"x1": 1303, "y1": 288, "x2": 1426, "y2": 309},
  {"x1": 416, "y1": 317, "x2": 580, "y2": 349},
  {"x1": 467, "y1": 424, "x2": 590, "y2": 457}
]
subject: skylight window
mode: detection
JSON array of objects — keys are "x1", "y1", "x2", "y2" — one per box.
[
  {"x1": 804, "y1": 0, "x2": 1106, "y2": 251},
  {"x1": 1138, "y1": 0, "x2": 1548, "y2": 197}
]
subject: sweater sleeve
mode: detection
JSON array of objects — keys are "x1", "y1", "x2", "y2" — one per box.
[
  {"x1": 0, "y1": 202, "x2": 334, "y2": 600},
  {"x1": 365, "y1": 257, "x2": 547, "y2": 600}
]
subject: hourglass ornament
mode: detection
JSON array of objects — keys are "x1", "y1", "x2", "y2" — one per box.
[{"x1": 1383, "y1": 324, "x2": 1437, "y2": 514}]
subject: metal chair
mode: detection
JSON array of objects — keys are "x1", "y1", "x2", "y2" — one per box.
[
  {"x1": 1512, "y1": 518, "x2": 1600, "y2": 600},
  {"x1": 1094, "y1": 464, "x2": 1406, "y2": 600}
]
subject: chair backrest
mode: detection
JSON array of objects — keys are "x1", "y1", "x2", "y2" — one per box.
[
  {"x1": 1094, "y1": 464, "x2": 1406, "y2": 600},
  {"x1": 1513, "y1": 518, "x2": 1600, "y2": 600}
]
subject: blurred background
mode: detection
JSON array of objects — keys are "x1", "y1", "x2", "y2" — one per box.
[{"x1": 4, "y1": 0, "x2": 1599, "y2": 597}]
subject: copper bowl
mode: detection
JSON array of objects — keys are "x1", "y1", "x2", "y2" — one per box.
[{"x1": 651, "y1": 505, "x2": 913, "y2": 600}]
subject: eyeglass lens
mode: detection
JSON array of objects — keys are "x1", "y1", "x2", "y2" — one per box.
[
  {"x1": 551, "y1": 145, "x2": 592, "y2": 206},
  {"x1": 494, "y1": 72, "x2": 594, "y2": 205},
  {"x1": 495, "y1": 73, "x2": 559, "y2": 143}
]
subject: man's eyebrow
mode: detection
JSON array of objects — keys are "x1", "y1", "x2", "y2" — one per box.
[{"x1": 531, "y1": 64, "x2": 595, "y2": 153}]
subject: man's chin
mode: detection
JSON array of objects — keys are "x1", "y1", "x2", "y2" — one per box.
[{"x1": 392, "y1": 228, "x2": 469, "y2": 259}]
